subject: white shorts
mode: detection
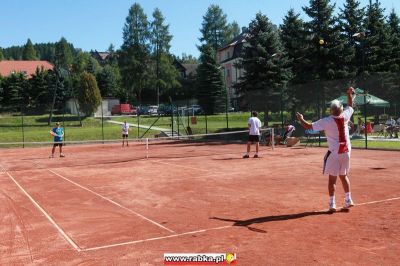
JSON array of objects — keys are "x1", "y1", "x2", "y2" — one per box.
[{"x1": 323, "y1": 151, "x2": 350, "y2": 176}]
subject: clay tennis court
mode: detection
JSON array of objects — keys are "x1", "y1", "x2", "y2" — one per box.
[{"x1": 1, "y1": 141, "x2": 399, "y2": 265}]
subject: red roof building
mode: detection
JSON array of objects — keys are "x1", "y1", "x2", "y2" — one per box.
[{"x1": 0, "y1": 60, "x2": 54, "y2": 78}]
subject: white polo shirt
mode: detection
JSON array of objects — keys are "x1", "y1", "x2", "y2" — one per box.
[
  {"x1": 248, "y1": 117, "x2": 262, "y2": 136},
  {"x1": 122, "y1": 124, "x2": 129, "y2": 135},
  {"x1": 312, "y1": 107, "x2": 354, "y2": 154}
]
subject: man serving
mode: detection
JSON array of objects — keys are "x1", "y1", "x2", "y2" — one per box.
[{"x1": 296, "y1": 87, "x2": 355, "y2": 211}]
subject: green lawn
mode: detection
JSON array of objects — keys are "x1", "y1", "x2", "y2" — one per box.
[
  {"x1": 1, "y1": 112, "x2": 399, "y2": 150},
  {"x1": 307, "y1": 138, "x2": 400, "y2": 150}
]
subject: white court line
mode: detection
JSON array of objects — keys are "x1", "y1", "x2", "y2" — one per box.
[
  {"x1": 81, "y1": 195, "x2": 400, "y2": 252},
  {"x1": 3, "y1": 168, "x2": 81, "y2": 252},
  {"x1": 81, "y1": 225, "x2": 232, "y2": 252},
  {"x1": 47, "y1": 169, "x2": 175, "y2": 233}
]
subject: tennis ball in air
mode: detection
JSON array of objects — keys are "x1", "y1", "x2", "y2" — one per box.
[{"x1": 319, "y1": 39, "x2": 325, "y2": 45}]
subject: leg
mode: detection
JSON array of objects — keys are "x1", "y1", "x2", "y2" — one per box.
[
  {"x1": 247, "y1": 142, "x2": 251, "y2": 153},
  {"x1": 328, "y1": 175, "x2": 337, "y2": 197},
  {"x1": 255, "y1": 141, "x2": 259, "y2": 154},
  {"x1": 339, "y1": 175, "x2": 350, "y2": 193},
  {"x1": 59, "y1": 145, "x2": 62, "y2": 154},
  {"x1": 51, "y1": 145, "x2": 56, "y2": 156},
  {"x1": 328, "y1": 175, "x2": 337, "y2": 211}
]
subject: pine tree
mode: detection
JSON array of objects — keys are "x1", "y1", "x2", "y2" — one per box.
[
  {"x1": 119, "y1": 3, "x2": 151, "y2": 103},
  {"x1": 338, "y1": 0, "x2": 365, "y2": 76},
  {"x1": 387, "y1": 8, "x2": 400, "y2": 72},
  {"x1": 29, "y1": 67, "x2": 51, "y2": 107},
  {"x1": 96, "y1": 65, "x2": 121, "y2": 97},
  {"x1": 302, "y1": 0, "x2": 342, "y2": 115},
  {"x1": 151, "y1": 8, "x2": 180, "y2": 104},
  {"x1": 196, "y1": 44, "x2": 224, "y2": 115},
  {"x1": 0, "y1": 48, "x2": 3, "y2": 61},
  {"x1": 200, "y1": 5, "x2": 230, "y2": 50},
  {"x1": 55, "y1": 37, "x2": 74, "y2": 69},
  {"x1": 236, "y1": 13, "x2": 292, "y2": 123},
  {"x1": 2, "y1": 73, "x2": 28, "y2": 108},
  {"x1": 227, "y1": 21, "x2": 241, "y2": 40},
  {"x1": 363, "y1": 0, "x2": 392, "y2": 72},
  {"x1": 22, "y1": 39, "x2": 38, "y2": 60},
  {"x1": 280, "y1": 9, "x2": 310, "y2": 117},
  {"x1": 77, "y1": 72, "x2": 102, "y2": 115}
]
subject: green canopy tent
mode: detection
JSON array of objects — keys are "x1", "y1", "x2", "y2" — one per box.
[{"x1": 328, "y1": 88, "x2": 390, "y2": 108}]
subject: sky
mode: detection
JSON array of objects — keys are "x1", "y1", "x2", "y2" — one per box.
[{"x1": 1, "y1": 0, "x2": 399, "y2": 57}]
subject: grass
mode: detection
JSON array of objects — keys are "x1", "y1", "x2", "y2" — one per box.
[
  {"x1": 307, "y1": 138, "x2": 400, "y2": 150},
  {"x1": 1, "y1": 112, "x2": 399, "y2": 150}
]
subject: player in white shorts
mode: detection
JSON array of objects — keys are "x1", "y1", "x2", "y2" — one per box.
[
  {"x1": 122, "y1": 121, "x2": 130, "y2": 147},
  {"x1": 296, "y1": 87, "x2": 355, "y2": 211}
]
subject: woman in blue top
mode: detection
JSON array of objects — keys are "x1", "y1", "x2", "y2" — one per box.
[{"x1": 50, "y1": 122, "x2": 65, "y2": 158}]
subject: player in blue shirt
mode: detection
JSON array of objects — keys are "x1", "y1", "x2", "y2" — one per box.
[{"x1": 50, "y1": 122, "x2": 65, "y2": 158}]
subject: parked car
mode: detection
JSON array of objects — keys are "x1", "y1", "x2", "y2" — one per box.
[
  {"x1": 148, "y1": 105, "x2": 159, "y2": 116},
  {"x1": 111, "y1": 104, "x2": 137, "y2": 115}
]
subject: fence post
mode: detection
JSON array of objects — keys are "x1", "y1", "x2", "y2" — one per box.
[
  {"x1": 205, "y1": 114, "x2": 208, "y2": 134},
  {"x1": 21, "y1": 107, "x2": 25, "y2": 148},
  {"x1": 364, "y1": 93, "x2": 368, "y2": 149},
  {"x1": 101, "y1": 100, "x2": 104, "y2": 144}
]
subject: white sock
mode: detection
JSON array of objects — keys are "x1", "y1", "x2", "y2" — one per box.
[
  {"x1": 329, "y1": 196, "x2": 335, "y2": 204},
  {"x1": 345, "y1": 192, "x2": 351, "y2": 200}
]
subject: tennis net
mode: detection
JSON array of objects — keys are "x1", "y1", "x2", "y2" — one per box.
[{"x1": 0, "y1": 129, "x2": 275, "y2": 170}]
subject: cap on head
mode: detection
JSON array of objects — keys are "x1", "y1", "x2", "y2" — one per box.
[
  {"x1": 252, "y1": 111, "x2": 258, "y2": 117},
  {"x1": 56, "y1": 122, "x2": 60, "y2": 126}
]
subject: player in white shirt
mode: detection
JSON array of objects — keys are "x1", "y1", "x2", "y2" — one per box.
[
  {"x1": 296, "y1": 87, "x2": 355, "y2": 211},
  {"x1": 243, "y1": 111, "x2": 262, "y2": 158},
  {"x1": 122, "y1": 121, "x2": 130, "y2": 147}
]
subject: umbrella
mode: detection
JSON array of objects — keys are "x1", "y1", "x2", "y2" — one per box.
[{"x1": 329, "y1": 88, "x2": 390, "y2": 108}]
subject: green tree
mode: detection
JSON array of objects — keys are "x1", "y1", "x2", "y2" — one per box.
[
  {"x1": 29, "y1": 67, "x2": 51, "y2": 107},
  {"x1": 0, "y1": 48, "x2": 3, "y2": 61},
  {"x1": 200, "y1": 5, "x2": 230, "y2": 50},
  {"x1": 119, "y1": 3, "x2": 151, "y2": 103},
  {"x1": 151, "y1": 8, "x2": 180, "y2": 104},
  {"x1": 77, "y1": 72, "x2": 102, "y2": 115},
  {"x1": 280, "y1": 9, "x2": 309, "y2": 117},
  {"x1": 338, "y1": 0, "x2": 365, "y2": 76},
  {"x1": 55, "y1": 37, "x2": 74, "y2": 69},
  {"x1": 2, "y1": 73, "x2": 28, "y2": 108},
  {"x1": 96, "y1": 65, "x2": 121, "y2": 97},
  {"x1": 236, "y1": 13, "x2": 291, "y2": 124},
  {"x1": 303, "y1": 0, "x2": 342, "y2": 115},
  {"x1": 196, "y1": 44, "x2": 224, "y2": 115},
  {"x1": 179, "y1": 53, "x2": 199, "y2": 64},
  {"x1": 22, "y1": 39, "x2": 38, "y2": 60},
  {"x1": 363, "y1": 0, "x2": 392, "y2": 72},
  {"x1": 227, "y1": 21, "x2": 241, "y2": 40},
  {"x1": 387, "y1": 8, "x2": 400, "y2": 72}
]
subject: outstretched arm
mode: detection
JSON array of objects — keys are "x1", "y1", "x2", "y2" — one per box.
[
  {"x1": 296, "y1": 112, "x2": 313, "y2": 130},
  {"x1": 347, "y1": 87, "x2": 355, "y2": 108}
]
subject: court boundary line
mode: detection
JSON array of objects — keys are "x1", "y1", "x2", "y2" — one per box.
[
  {"x1": 80, "y1": 195, "x2": 400, "y2": 252},
  {"x1": 1, "y1": 166, "x2": 81, "y2": 252},
  {"x1": 47, "y1": 169, "x2": 175, "y2": 234}
]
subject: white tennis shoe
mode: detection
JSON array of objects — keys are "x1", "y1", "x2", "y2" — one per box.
[
  {"x1": 343, "y1": 198, "x2": 354, "y2": 209},
  {"x1": 329, "y1": 202, "x2": 337, "y2": 212}
]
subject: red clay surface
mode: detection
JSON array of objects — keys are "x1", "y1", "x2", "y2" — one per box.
[{"x1": 0, "y1": 143, "x2": 399, "y2": 265}]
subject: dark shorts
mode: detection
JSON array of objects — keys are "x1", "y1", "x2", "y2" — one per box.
[
  {"x1": 122, "y1": 134, "x2": 128, "y2": 138},
  {"x1": 248, "y1": 135, "x2": 260, "y2": 142},
  {"x1": 53, "y1": 142, "x2": 63, "y2": 147}
]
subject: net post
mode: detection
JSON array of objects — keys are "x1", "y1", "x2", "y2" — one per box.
[
  {"x1": 146, "y1": 138, "x2": 149, "y2": 159},
  {"x1": 271, "y1": 128, "x2": 275, "y2": 151}
]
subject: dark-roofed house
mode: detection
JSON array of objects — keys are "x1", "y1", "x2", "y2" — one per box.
[
  {"x1": 0, "y1": 60, "x2": 54, "y2": 78},
  {"x1": 90, "y1": 50, "x2": 112, "y2": 65},
  {"x1": 217, "y1": 27, "x2": 250, "y2": 109},
  {"x1": 173, "y1": 60, "x2": 198, "y2": 79}
]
